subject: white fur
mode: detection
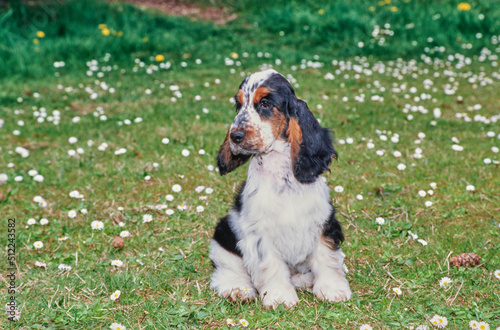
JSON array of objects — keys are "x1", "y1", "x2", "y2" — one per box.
[{"x1": 210, "y1": 140, "x2": 351, "y2": 308}]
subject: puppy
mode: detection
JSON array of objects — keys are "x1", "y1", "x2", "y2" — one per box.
[{"x1": 209, "y1": 69, "x2": 351, "y2": 309}]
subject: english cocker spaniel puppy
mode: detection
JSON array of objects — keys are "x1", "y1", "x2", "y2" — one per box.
[{"x1": 209, "y1": 69, "x2": 351, "y2": 309}]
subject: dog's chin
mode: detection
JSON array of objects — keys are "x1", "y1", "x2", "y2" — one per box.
[{"x1": 230, "y1": 144, "x2": 259, "y2": 156}]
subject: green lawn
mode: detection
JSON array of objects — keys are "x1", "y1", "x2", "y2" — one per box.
[{"x1": 0, "y1": 0, "x2": 499, "y2": 329}]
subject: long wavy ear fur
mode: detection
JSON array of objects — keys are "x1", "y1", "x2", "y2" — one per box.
[
  {"x1": 287, "y1": 98, "x2": 336, "y2": 183},
  {"x1": 216, "y1": 131, "x2": 251, "y2": 175}
]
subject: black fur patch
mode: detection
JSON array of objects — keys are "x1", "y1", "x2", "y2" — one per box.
[
  {"x1": 232, "y1": 180, "x2": 246, "y2": 213},
  {"x1": 216, "y1": 152, "x2": 251, "y2": 176},
  {"x1": 213, "y1": 216, "x2": 242, "y2": 257},
  {"x1": 323, "y1": 206, "x2": 344, "y2": 249},
  {"x1": 292, "y1": 99, "x2": 336, "y2": 183}
]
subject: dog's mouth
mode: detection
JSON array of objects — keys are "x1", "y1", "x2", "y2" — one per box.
[{"x1": 229, "y1": 142, "x2": 259, "y2": 156}]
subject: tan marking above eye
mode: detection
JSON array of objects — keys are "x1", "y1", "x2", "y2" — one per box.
[
  {"x1": 237, "y1": 89, "x2": 244, "y2": 104},
  {"x1": 253, "y1": 87, "x2": 270, "y2": 104}
]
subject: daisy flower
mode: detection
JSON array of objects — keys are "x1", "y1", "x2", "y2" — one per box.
[
  {"x1": 33, "y1": 241, "x2": 44, "y2": 249},
  {"x1": 334, "y1": 185, "x2": 344, "y2": 193},
  {"x1": 40, "y1": 218, "x2": 49, "y2": 225},
  {"x1": 418, "y1": 190, "x2": 427, "y2": 197},
  {"x1": 110, "y1": 290, "x2": 121, "y2": 301},
  {"x1": 360, "y1": 325, "x2": 373, "y2": 330},
  {"x1": 58, "y1": 264, "x2": 72, "y2": 271},
  {"x1": 196, "y1": 206, "x2": 205, "y2": 213},
  {"x1": 466, "y1": 184, "x2": 475, "y2": 191},
  {"x1": 33, "y1": 174, "x2": 44, "y2": 182},
  {"x1": 142, "y1": 214, "x2": 153, "y2": 223},
  {"x1": 166, "y1": 209, "x2": 174, "y2": 216},
  {"x1": 416, "y1": 325, "x2": 430, "y2": 330},
  {"x1": 469, "y1": 320, "x2": 479, "y2": 329},
  {"x1": 375, "y1": 217, "x2": 385, "y2": 225},
  {"x1": 27, "y1": 218, "x2": 37, "y2": 225},
  {"x1": 425, "y1": 201, "x2": 433, "y2": 207},
  {"x1": 91, "y1": 220, "x2": 104, "y2": 230},
  {"x1": 239, "y1": 319, "x2": 249, "y2": 327},
  {"x1": 392, "y1": 287, "x2": 402, "y2": 295},
  {"x1": 439, "y1": 277, "x2": 452, "y2": 288},
  {"x1": 356, "y1": 194, "x2": 363, "y2": 200},
  {"x1": 110, "y1": 323, "x2": 126, "y2": 330},
  {"x1": 205, "y1": 187, "x2": 214, "y2": 194},
  {"x1": 397, "y1": 163, "x2": 406, "y2": 171},
  {"x1": 120, "y1": 231, "x2": 130, "y2": 238},
  {"x1": 430, "y1": 182, "x2": 437, "y2": 189},
  {"x1": 34, "y1": 261, "x2": 47, "y2": 267},
  {"x1": 227, "y1": 318, "x2": 235, "y2": 326},
  {"x1": 429, "y1": 315, "x2": 448, "y2": 328},
  {"x1": 172, "y1": 184, "x2": 182, "y2": 193},
  {"x1": 181, "y1": 149, "x2": 190, "y2": 157},
  {"x1": 166, "y1": 194, "x2": 174, "y2": 201},
  {"x1": 494, "y1": 270, "x2": 500, "y2": 280},
  {"x1": 68, "y1": 210, "x2": 77, "y2": 218},
  {"x1": 418, "y1": 239, "x2": 428, "y2": 246},
  {"x1": 477, "y1": 322, "x2": 490, "y2": 330},
  {"x1": 111, "y1": 259, "x2": 124, "y2": 267}
]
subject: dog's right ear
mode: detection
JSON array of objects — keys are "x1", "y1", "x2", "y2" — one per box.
[{"x1": 216, "y1": 131, "x2": 251, "y2": 175}]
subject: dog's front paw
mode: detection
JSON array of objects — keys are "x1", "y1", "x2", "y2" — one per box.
[
  {"x1": 261, "y1": 287, "x2": 299, "y2": 309},
  {"x1": 313, "y1": 279, "x2": 352, "y2": 302},
  {"x1": 220, "y1": 287, "x2": 257, "y2": 303}
]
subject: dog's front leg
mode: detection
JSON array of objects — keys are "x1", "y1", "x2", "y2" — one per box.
[
  {"x1": 311, "y1": 239, "x2": 352, "y2": 302},
  {"x1": 240, "y1": 238, "x2": 299, "y2": 309}
]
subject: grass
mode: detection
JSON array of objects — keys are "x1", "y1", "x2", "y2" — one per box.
[{"x1": 0, "y1": 0, "x2": 499, "y2": 329}]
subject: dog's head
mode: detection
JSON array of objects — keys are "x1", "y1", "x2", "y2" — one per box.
[{"x1": 217, "y1": 69, "x2": 336, "y2": 183}]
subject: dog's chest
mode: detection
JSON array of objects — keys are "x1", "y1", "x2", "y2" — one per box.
[{"x1": 239, "y1": 145, "x2": 331, "y2": 264}]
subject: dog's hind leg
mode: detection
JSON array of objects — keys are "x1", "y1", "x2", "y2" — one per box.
[{"x1": 209, "y1": 239, "x2": 257, "y2": 302}]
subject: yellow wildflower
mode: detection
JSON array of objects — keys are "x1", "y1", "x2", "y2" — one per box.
[
  {"x1": 457, "y1": 3, "x2": 471, "y2": 11},
  {"x1": 318, "y1": 9, "x2": 325, "y2": 15},
  {"x1": 384, "y1": 0, "x2": 391, "y2": 4},
  {"x1": 117, "y1": 31, "x2": 123, "y2": 37},
  {"x1": 36, "y1": 31, "x2": 45, "y2": 38},
  {"x1": 155, "y1": 54, "x2": 165, "y2": 62},
  {"x1": 391, "y1": 6, "x2": 398, "y2": 12},
  {"x1": 98, "y1": 24, "x2": 107, "y2": 29},
  {"x1": 369, "y1": 6, "x2": 375, "y2": 11},
  {"x1": 33, "y1": 38, "x2": 39, "y2": 44},
  {"x1": 101, "y1": 28, "x2": 110, "y2": 36},
  {"x1": 230, "y1": 52, "x2": 239, "y2": 59}
]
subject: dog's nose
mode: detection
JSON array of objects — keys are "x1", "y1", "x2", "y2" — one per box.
[{"x1": 230, "y1": 130, "x2": 245, "y2": 144}]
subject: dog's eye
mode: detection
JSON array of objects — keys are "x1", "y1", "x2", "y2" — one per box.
[{"x1": 260, "y1": 100, "x2": 271, "y2": 110}]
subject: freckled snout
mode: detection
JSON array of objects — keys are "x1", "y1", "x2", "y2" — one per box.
[{"x1": 230, "y1": 130, "x2": 245, "y2": 144}]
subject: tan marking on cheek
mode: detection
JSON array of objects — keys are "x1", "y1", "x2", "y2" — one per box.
[
  {"x1": 286, "y1": 118, "x2": 302, "y2": 166},
  {"x1": 253, "y1": 87, "x2": 270, "y2": 104},
  {"x1": 266, "y1": 107, "x2": 286, "y2": 139},
  {"x1": 237, "y1": 89, "x2": 244, "y2": 104},
  {"x1": 219, "y1": 131, "x2": 233, "y2": 164}
]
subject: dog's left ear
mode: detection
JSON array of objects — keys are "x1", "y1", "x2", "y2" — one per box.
[
  {"x1": 286, "y1": 98, "x2": 337, "y2": 183},
  {"x1": 216, "y1": 131, "x2": 251, "y2": 175}
]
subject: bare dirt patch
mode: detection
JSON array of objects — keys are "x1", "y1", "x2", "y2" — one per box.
[{"x1": 114, "y1": 0, "x2": 238, "y2": 25}]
